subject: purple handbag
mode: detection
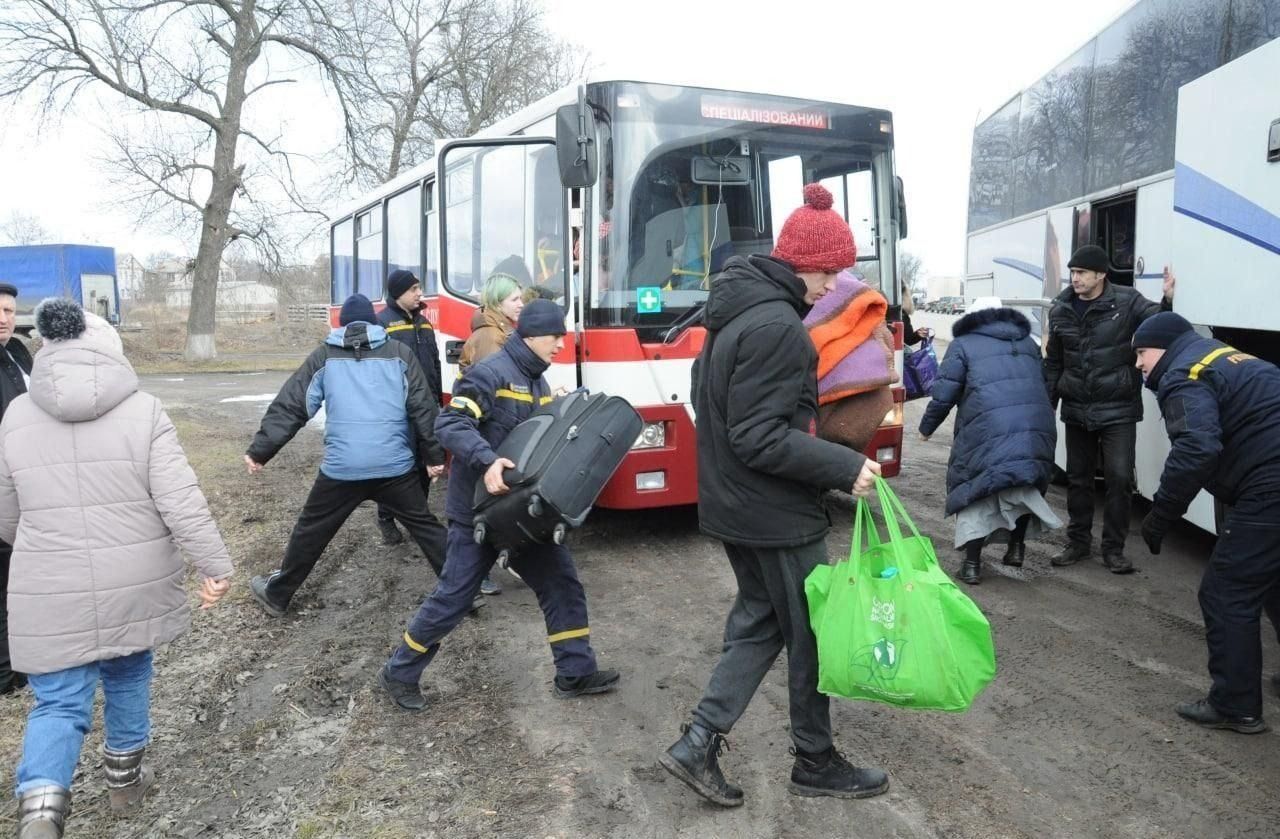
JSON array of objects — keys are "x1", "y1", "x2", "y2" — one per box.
[{"x1": 903, "y1": 334, "x2": 938, "y2": 400}]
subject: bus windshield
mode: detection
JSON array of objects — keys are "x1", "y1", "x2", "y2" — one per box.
[{"x1": 588, "y1": 82, "x2": 895, "y2": 334}]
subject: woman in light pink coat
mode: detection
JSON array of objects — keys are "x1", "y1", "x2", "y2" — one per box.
[{"x1": 0, "y1": 299, "x2": 233, "y2": 839}]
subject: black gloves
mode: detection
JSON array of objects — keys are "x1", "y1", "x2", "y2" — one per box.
[{"x1": 1141, "y1": 512, "x2": 1171, "y2": 555}]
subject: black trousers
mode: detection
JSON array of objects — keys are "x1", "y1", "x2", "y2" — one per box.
[
  {"x1": 0, "y1": 540, "x2": 16, "y2": 690},
  {"x1": 1199, "y1": 495, "x2": 1280, "y2": 718},
  {"x1": 266, "y1": 470, "x2": 448, "y2": 606},
  {"x1": 375, "y1": 466, "x2": 442, "y2": 529},
  {"x1": 1065, "y1": 422, "x2": 1136, "y2": 555},
  {"x1": 692, "y1": 539, "x2": 832, "y2": 753}
]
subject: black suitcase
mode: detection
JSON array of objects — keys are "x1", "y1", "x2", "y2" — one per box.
[{"x1": 472, "y1": 391, "x2": 643, "y2": 562}]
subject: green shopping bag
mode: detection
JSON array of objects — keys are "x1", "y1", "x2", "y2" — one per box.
[{"x1": 805, "y1": 477, "x2": 996, "y2": 711}]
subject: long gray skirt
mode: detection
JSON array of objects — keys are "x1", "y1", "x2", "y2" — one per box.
[{"x1": 953, "y1": 486, "x2": 1062, "y2": 549}]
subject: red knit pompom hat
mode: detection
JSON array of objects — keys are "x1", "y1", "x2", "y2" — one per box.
[{"x1": 771, "y1": 183, "x2": 857, "y2": 273}]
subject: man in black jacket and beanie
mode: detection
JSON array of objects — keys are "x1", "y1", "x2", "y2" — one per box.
[
  {"x1": 1135, "y1": 312, "x2": 1280, "y2": 734},
  {"x1": 1043, "y1": 245, "x2": 1171, "y2": 573},
  {"x1": 374, "y1": 269, "x2": 445, "y2": 547},
  {"x1": 660, "y1": 184, "x2": 886, "y2": 808},
  {"x1": 0, "y1": 282, "x2": 32, "y2": 695}
]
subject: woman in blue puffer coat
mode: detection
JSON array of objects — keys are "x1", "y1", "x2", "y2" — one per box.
[{"x1": 919, "y1": 298, "x2": 1061, "y2": 584}]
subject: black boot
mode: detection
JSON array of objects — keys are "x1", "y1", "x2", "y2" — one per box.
[
  {"x1": 1003, "y1": 516, "x2": 1029, "y2": 567},
  {"x1": 959, "y1": 539, "x2": 983, "y2": 585},
  {"x1": 789, "y1": 746, "x2": 889, "y2": 799},
  {"x1": 554, "y1": 668, "x2": 620, "y2": 698},
  {"x1": 659, "y1": 722, "x2": 744, "y2": 807},
  {"x1": 377, "y1": 516, "x2": 404, "y2": 546}
]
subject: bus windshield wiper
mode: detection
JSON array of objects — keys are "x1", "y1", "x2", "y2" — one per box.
[{"x1": 661, "y1": 302, "x2": 707, "y2": 345}]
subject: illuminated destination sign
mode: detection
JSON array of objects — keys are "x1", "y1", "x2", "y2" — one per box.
[{"x1": 699, "y1": 96, "x2": 830, "y2": 130}]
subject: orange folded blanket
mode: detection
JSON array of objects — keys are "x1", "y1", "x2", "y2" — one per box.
[{"x1": 806, "y1": 272, "x2": 889, "y2": 379}]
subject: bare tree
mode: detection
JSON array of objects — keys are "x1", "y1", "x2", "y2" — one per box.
[
  {"x1": 0, "y1": 211, "x2": 52, "y2": 245},
  {"x1": 331, "y1": 0, "x2": 584, "y2": 188},
  {"x1": 900, "y1": 251, "x2": 923, "y2": 292},
  {"x1": 0, "y1": 0, "x2": 339, "y2": 359}
]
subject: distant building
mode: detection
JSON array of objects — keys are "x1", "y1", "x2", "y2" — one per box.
[{"x1": 116, "y1": 253, "x2": 145, "y2": 300}]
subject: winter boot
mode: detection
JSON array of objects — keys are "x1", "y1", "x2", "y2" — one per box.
[
  {"x1": 378, "y1": 666, "x2": 427, "y2": 712},
  {"x1": 554, "y1": 668, "x2": 620, "y2": 698},
  {"x1": 1003, "y1": 516, "x2": 1029, "y2": 567},
  {"x1": 789, "y1": 746, "x2": 889, "y2": 799},
  {"x1": 377, "y1": 516, "x2": 404, "y2": 546},
  {"x1": 104, "y1": 745, "x2": 155, "y2": 813},
  {"x1": 1051, "y1": 543, "x2": 1090, "y2": 567},
  {"x1": 658, "y1": 722, "x2": 744, "y2": 807},
  {"x1": 1175, "y1": 697, "x2": 1269, "y2": 734},
  {"x1": 249, "y1": 575, "x2": 288, "y2": 618},
  {"x1": 17, "y1": 784, "x2": 70, "y2": 839},
  {"x1": 959, "y1": 539, "x2": 983, "y2": 585},
  {"x1": 1103, "y1": 552, "x2": 1135, "y2": 574}
]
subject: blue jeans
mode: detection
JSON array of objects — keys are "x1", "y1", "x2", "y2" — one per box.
[{"x1": 15, "y1": 650, "x2": 153, "y2": 795}]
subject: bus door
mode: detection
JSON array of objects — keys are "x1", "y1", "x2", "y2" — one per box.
[
  {"x1": 1133, "y1": 179, "x2": 1175, "y2": 303},
  {"x1": 1090, "y1": 193, "x2": 1137, "y2": 287},
  {"x1": 435, "y1": 136, "x2": 578, "y2": 392}
]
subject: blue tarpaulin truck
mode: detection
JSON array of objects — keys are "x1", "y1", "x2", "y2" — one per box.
[{"x1": 0, "y1": 244, "x2": 120, "y2": 334}]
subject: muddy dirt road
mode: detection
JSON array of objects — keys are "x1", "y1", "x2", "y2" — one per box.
[{"x1": 2, "y1": 364, "x2": 1278, "y2": 839}]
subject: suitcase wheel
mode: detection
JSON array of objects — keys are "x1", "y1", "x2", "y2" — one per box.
[
  {"x1": 552, "y1": 523, "x2": 567, "y2": 545},
  {"x1": 528, "y1": 494, "x2": 543, "y2": 518},
  {"x1": 473, "y1": 522, "x2": 486, "y2": 545}
]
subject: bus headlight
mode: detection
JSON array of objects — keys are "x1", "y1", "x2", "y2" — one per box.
[
  {"x1": 881, "y1": 404, "x2": 904, "y2": 427},
  {"x1": 632, "y1": 421, "x2": 666, "y2": 449}
]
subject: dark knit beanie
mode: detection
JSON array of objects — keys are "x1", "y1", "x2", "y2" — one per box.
[
  {"x1": 386, "y1": 269, "x2": 419, "y2": 301},
  {"x1": 771, "y1": 183, "x2": 857, "y2": 273},
  {"x1": 1068, "y1": 245, "x2": 1111, "y2": 274},
  {"x1": 1132, "y1": 311, "x2": 1194, "y2": 350},
  {"x1": 516, "y1": 299, "x2": 566, "y2": 338},
  {"x1": 0, "y1": 282, "x2": 17, "y2": 298},
  {"x1": 339, "y1": 293, "x2": 377, "y2": 326}
]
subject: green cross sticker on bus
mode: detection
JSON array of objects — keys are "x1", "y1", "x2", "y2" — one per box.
[{"x1": 637, "y1": 286, "x2": 663, "y2": 314}]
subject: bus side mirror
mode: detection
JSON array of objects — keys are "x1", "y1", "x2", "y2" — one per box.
[
  {"x1": 556, "y1": 88, "x2": 598, "y2": 189},
  {"x1": 896, "y1": 176, "x2": 909, "y2": 240}
]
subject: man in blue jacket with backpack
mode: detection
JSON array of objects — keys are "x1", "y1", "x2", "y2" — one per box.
[{"x1": 378, "y1": 299, "x2": 619, "y2": 711}]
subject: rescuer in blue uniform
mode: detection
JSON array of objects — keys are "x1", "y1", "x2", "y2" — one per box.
[
  {"x1": 1134, "y1": 312, "x2": 1280, "y2": 734},
  {"x1": 377, "y1": 300, "x2": 620, "y2": 711}
]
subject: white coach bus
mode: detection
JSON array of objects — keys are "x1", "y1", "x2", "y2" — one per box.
[{"x1": 964, "y1": 0, "x2": 1279, "y2": 531}]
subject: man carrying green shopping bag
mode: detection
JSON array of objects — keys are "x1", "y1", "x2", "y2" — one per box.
[{"x1": 659, "y1": 184, "x2": 888, "y2": 808}]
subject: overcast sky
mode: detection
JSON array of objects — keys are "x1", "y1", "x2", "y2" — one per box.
[{"x1": 0, "y1": 0, "x2": 1135, "y2": 278}]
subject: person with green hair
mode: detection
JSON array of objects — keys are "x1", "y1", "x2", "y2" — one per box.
[{"x1": 459, "y1": 264, "x2": 527, "y2": 373}]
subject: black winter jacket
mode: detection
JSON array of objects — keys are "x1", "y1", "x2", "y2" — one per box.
[
  {"x1": 919, "y1": 308, "x2": 1057, "y2": 515},
  {"x1": 378, "y1": 300, "x2": 442, "y2": 402},
  {"x1": 1043, "y1": 282, "x2": 1164, "y2": 429},
  {"x1": 692, "y1": 255, "x2": 866, "y2": 548},
  {"x1": 1146, "y1": 331, "x2": 1280, "y2": 525},
  {"x1": 0, "y1": 338, "x2": 32, "y2": 424},
  {"x1": 435, "y1": 335, "x2": 553, "y2": 527}
]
